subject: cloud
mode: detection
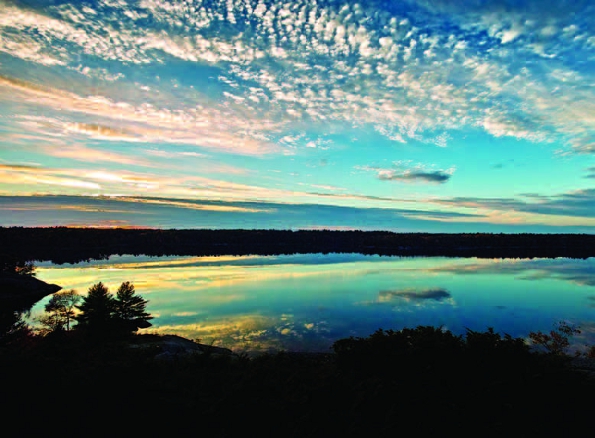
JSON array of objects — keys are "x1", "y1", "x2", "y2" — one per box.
[
  {"x1": 0, "y1": 161, "x2": 425, "y2": 208},
  {"x1": 358, "y1": 162, "x2": 455, "y2": 184},
  {"x1": 113, "y1": 197, "x2": 274, "y2": 214},
  {"x1": 306, "y1": 184, "x2": 347, "y2": 192},
  {"x1": 436, "y1": 188, "x2": 595, "y2": 219},
  {"x1": 63, "y1": 122, "x2": 136, "y2": 141},
  {"x1": 0, "y1": 75, "x2": 281, "y2": 156},
  {"x1": 0, "y1": 34, "x2": 66, "y2": 66},
  {"x1": 38, "y1": 143, "x2": 148, "y2": 167},
  {"x1": 379, "y1": 170, "x2": 451, "y2": 184},
  {"x1": 398, "y1": 210, "x2": 484, "y2": 220},
  {"x1": 2, "y1": 0, "x2": 595, "y2": 226},
  {"x1": 0, "y1": 163, "x2": 101, "y2": 191},
  {"x1": 2, "y1": 0, "x2": 595, "y2": 155},
  {"x1": 0, "y1": 163, "x2": 41, "y2": 171}
]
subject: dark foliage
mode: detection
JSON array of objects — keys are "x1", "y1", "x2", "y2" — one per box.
[
  {"x1": 74, "y1": 282, "x2": 116, "y2": 335},
  {"x1": 0, "y1": 255, "x2": 36, "y2": 276},
  {"x1": 113, "y1": 281, "x2": 152, "y2": 331},
  {"x1": 38, "y1": 289, "x2": 80, "y2": 333},
  {"x1": 2, "y1": 326, "x2": 594, "y2": 436},
  {"x1": 73, "y1": 281, "x2": 151, "y2": 338},
  {"x1": 0, "y1": 310, "x2": 32, "y2": 347},
  {"x1": 529, "y1": 321, "x2": 582, "y2": 355}
]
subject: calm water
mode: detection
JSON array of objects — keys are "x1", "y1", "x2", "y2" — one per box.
[{"x1": 29, "y1": 254, "x2": 595, "y2": 354}]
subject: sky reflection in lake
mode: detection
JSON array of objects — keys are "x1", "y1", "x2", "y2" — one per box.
[{"x1": 31, "y1": 254, "x2": 595, "y2": 354}]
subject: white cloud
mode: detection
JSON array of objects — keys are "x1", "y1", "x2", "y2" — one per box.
[{"x1": 0, "y1": 75, "x2": 281, "y2": 156}]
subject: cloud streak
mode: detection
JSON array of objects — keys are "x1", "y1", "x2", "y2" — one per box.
[
  {"x1": 436, "y1": 189, "x2": 595, "y2": 219},
  {"x1": 0, "y1": 75, "x2": 280, "y2": 156},
  {"x1": 358, "y1": 162, "x2": 455, "y2": 184},
  {"x1": 379, "y1": 170, "x2": 451, "y2": 184}
]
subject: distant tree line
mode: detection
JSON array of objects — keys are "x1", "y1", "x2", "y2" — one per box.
[{"x1": 2, "y1": 227, "x2": 595, "y2": 264}]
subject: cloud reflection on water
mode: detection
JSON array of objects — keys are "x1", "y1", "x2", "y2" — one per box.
[{"x1": 379, "y1": 288, "x2": 452, "y2": 302}]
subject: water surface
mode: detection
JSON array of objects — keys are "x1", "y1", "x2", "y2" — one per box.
[{"x1": 31, "y1": 254, "x2": 595, "y2": 354}]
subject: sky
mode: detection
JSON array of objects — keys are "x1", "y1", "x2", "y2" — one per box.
[{"x1": 1, "y1": 0, "x2": 595, "y2": 231}]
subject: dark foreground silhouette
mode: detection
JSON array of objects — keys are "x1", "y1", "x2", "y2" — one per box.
[
  {"x1": 2, "y1": 324, "x2": 594, "y2": 436},
  {"x1": 2, "y1": 227, "x2": 595, "y2": 264}
]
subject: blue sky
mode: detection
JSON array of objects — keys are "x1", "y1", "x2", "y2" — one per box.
[{"x1": 1, "y1": 0, "x2": 595, "y2": 231}]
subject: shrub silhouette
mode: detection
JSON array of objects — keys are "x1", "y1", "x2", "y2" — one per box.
[
  {"x1": 332, "y1": 325, "x2": 540, "y2": 382},
  {"x1": 529, "y1": 321, "x2": 581, "y2": 355},
  {"x1": 38, "y1": 289, "x2": 80, "y2": 333},
  {"x1": 332, "y1": 326, "x2": 464, "y2": 375}
]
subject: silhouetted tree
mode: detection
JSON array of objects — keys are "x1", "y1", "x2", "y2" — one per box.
[
  {"x1": 113, "y1": 282, "x2": 152, "y2": 331},
  {"x1": 38, "y1": 290, "x2": 80, "y2": 333},
  {"x1": 75, "y1": 282, "x2": 115, "y2": 334}
]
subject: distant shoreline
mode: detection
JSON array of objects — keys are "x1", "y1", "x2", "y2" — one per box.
[{"x1": 2, "y1": 227, "x2": 595, "y2": 263}]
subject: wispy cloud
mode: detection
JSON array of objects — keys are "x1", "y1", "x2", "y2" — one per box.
[
  {"x1": 41, "y1": 144, "x2": 148, "y2": 167},
  {"x1": 0, "y1": 75, "x2": 281, "y2": 156},
  {"x1": 113, "y1": 197, "x2": 274, "y2": 214},
  {"x1": 436, "y1": 189, "x2": 595, "y2": 219}
]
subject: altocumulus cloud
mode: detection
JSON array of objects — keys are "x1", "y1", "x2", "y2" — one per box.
[{"x1": 3, "y1": 0, "x2": 595, "y2": 152}]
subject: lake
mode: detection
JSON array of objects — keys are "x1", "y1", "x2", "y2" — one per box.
[{"x1": 29, "y1": 254, "x2": 595, "y2": 354}]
